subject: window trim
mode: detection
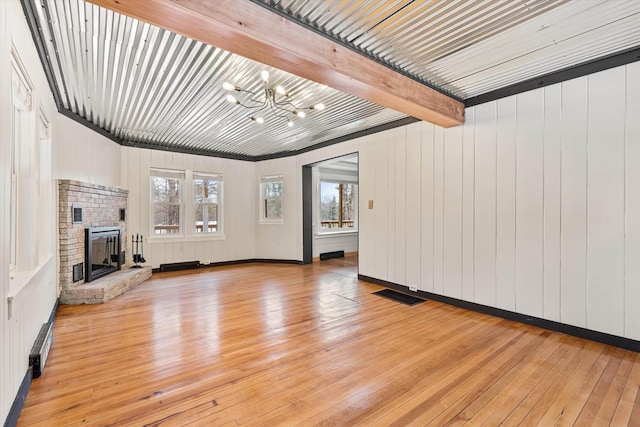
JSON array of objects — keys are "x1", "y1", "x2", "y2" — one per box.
[
  {"x1": 150, "y1": 168, "x2": 185, "y2": 237},
  {"x1": 193, "y1": 171, "x2": 224, "y2": 235},
  {"x1": 317, "y1": 180, "x2": 358, "y2": 235},
  {"x1": 259, "y1": 175, "x2": 284, "y2": 224}
]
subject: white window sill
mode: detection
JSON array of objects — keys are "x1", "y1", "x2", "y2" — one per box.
[
  {"x1": 315, "y1": 229, "x2": 358, "y2": 238},
  {"x1": 8, "y1": 255, "x2": 53, "y2": 319},
  {"x1": 258, "y1": 219, "x2": 284, "y2": 225},
  {"x1": 148, "y1": 234, "x2": 226, "y2": 243}
]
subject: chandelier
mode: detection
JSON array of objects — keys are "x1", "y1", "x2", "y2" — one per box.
[{"x1": 223, "y1": 70, "x2": 325, "y2": 127}]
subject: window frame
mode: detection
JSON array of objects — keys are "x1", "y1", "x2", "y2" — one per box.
[
  {"x1": 259, "y1": 175, "x2": 284, "y2": 224},
  {"x1": 10, "y1": 50, "x2": 35, "y2": 272},
  {"x1": 150, "y1": 169, "x2": 185, "y2": 237},
  {"x1": 193, "y1": 172, "x2": 224, "y2": 235},
  {"x1": 318, "y1": 180, "x2": 358, "y2": 234}
]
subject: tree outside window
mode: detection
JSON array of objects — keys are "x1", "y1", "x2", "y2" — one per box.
[
  {"x1": 260, "y1": 175, "x2": 283, "y2": 222},
  {"x1": 319, "y1": 181, "x2": 357, "y2": 231},
  {"x1": 151, "y1": 169, "x2": 184, "y2": 235},
  {"x1": 194, "y1": 173, "x2": 222, "y2": 233}
]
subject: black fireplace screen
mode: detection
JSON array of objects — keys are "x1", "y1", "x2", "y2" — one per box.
[{"x1": 85, "y1": 226, "x2": 121, "y2": 282}]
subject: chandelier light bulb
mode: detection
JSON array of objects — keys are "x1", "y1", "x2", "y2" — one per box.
[
  {"x1": 313, "y1": 103, "x2": 325, "y2": 110},
  {"x1": 226, "y1": 94, "x2": 238, "y2": 104},
  {"x1": 251, "y1": 116, "x2": 265, "y2": 124},
  {"x1": 296, "y1": 111, "x2": 306, "y2": 118},
  {"x1": 276, "y1": 85, "x2": 287, "y2": 95},
  {"x1": 261, "y1": 70, "x2": 269, "y2": 82},
  {"x1": 222, "y1": 82, "x2": 236, "y2": 91},
  {"x1": 287, "y1": 119, "x2": 293, "y2": 127}
]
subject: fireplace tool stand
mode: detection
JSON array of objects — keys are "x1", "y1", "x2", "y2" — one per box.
[{"x1": 131, "y1": 234, "x2": 146, "y2": 268}]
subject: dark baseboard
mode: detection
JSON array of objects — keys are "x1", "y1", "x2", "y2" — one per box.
[
  {"x1": 47, "y1": 297, "x2": 59, "y2": 324},
  {"x1": 151, "y1": 258, "x2": 303, "y2": 273},
  {"x1": 359, "y1": 274, "x2": 640, "y2": 353},
  {"x1": 4, "y1": 368, "x2": 32, "y2": 427}
]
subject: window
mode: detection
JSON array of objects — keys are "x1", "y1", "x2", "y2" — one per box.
[
  {"x1": 151, "y1": 169, "x2": 184, "y2": 235},
  {"x1": 319, "y1": 181, "x2": 357, "y2": 232},
  {"x1": 260, "y1": 175, "x2": 283, "y2": 222},
  {"x1": 150, "y1": 169, "x2": 224, "y2": 238},
  {"x1": 194, "y1": 172, "x2": 222, "y2": 234},
  {"x1": 11, "y1": 51, "x2": 34, "y2": 271}
]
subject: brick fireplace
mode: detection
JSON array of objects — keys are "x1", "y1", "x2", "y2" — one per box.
[{"x1": 58, "y1": 180, "x2": 150, "y2": 304}]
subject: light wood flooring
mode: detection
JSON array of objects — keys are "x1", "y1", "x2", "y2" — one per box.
[{"x1": 18, "y1": 257, "x2": 640, "y2": 426}]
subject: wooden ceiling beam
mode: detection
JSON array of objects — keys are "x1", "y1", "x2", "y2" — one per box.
[{"x1": 86, "y1": 0, "x2": 464, "y2": 128}]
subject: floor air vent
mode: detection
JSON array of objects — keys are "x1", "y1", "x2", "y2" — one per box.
[
  {"x1": 29, "y1": 323, "x2": 53, "y2": 378},
  {"x1": 320, "y1": 250, "x2": 345, "y2": 260}
]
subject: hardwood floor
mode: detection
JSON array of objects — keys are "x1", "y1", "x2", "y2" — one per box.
[{"x1": 19, "y1": 258, "x2": 640, "y2": 426}]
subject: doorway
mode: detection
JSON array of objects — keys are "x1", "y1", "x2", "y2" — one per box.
[{"x1": 302, "y1": 153, "x2": 359, "y2": 264}]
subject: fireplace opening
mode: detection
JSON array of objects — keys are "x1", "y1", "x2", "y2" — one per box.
[{"x1": 85, "y1": 226, "x2": 122, "y2": 282}]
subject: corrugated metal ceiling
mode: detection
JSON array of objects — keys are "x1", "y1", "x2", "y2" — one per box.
[
  {"x1": 258, "y1": 0, "x2": 640, "y2": 99},
  {"x1": 25, "y1": 0, "x2": 640, "y2": 158}
]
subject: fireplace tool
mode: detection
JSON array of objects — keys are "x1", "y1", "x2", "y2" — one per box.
[{"x1": 131, "y1": 234, "x2": 146, "y2": 268}]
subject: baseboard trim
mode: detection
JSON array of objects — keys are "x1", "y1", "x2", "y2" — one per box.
[
  {"x1": 47, "y1": 297, "x2": 59, "y2": 324},
  {"x1": 4, "y1": 368, "x2": 32, "y2": 427},
  {"x1": 359, "y1": 274, "x2": 640, "y2": 353},
  {"x1": 151, "y1": 258, "x2": 303, "y2": 273}
]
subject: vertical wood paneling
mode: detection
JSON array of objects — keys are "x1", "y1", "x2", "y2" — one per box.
[
  {"x1": 443, "y1": 125, "x2": 463, "y2": 298},
  {"x1": 462, "y1": 109, "x2": 475, "y2": 301},
  {"x1": 496, "y1": 97, "x2": 517, "y2": 311},
  {"x1": 359, "y1": 147, "x2": 374, "y2": 276},
  {"x1": 587, "y1": 68, "x2": 626, "y2": 335},
  {"x1": 515, "y1": 90, "x2": 544, "y2": 317},
  {"x1": 474, "y1": 102, "x2": 497, "y2": 306},
  {"x1": 386, "y1": 132, "x2": 396, "y2": 281},
  {"x1": 560, "y1": 77, "x2": 588, "y2": 328},
  {"x1": 433, "y1": 127, "x2": 445, "y2": 294},
  {"x1": 1, "y1": 4, "x2": 9, "y2": 419},
  {"x1": 625, "y1": 62, "x2": 640, "y2": 340},
  {"x1": 543, "y1": 85, "x2": 562, "y2": 321},
  {"x1": 405, "y1": 123, "x2": 422, "y2": 288},
  {"x1": 394, "y1": 128, "x2": 407, "y2": 284},
  {"x1": 420, "y1": 122, "x2": 435, "y2": 292},
  {"x1": 373, "y1": 134, "x2": 389, "y2": 280}
]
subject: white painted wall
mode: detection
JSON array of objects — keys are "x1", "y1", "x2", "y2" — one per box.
[
  {"x1": 54, "y1": 115, "x2": 122, "y2": 186},
  {"x1": 1, "y1": 0, "x2": 57, "y2": 422},
  {"x1": 122, "y1": 147, "x2": 257, "y2": 267},
  {"x1": 254, "y1": 64, "x2": 640, "y2": 341}
]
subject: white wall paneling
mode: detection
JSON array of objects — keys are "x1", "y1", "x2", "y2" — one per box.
[
  {"x1": 394, "y1": 127, "x2": 407, "y2": 285},
  {"x1": 433, "y1": 127, "x2": 445, "y2": 294},
  {"x1": 495, "y1": 97, "x2": 517, "y2": 311},
  {"x1": 586, "y1": 68, "x2": 626, "y2": 336},
  {"x1": 1, "y1": 0, "x2": 59, "y2": 422},
  {"x1": 419, "y1": 122, "x2": 435, "y2": 292},
  {"x1": 373, "y1": 133, "x2": 389, "y2": 280},
  {"x1": 126, "y1": 148, "x2": 257, "y2": 268},
  {"x1": 543, "y1": 84, "x2": 562, "y2": 322},
  {"x1": 625, "y1": 62, "x2": 640, "y2": 340},
  {"x1": 560, "y1": 77, "x2": 589, "y2": 328},
  {"x1": 385, "y1": 133, "x2": 397, "y2": 281},
  {"x1": 461, "y1": 109, "x2": 476, "y2": 301},
  {"x1": 515, "y1": 89, "x2": 545, "y2": 318},
  {"x1": 405, "y1": 123, "x2": 422, "y2": 290},
  {"x1": 443, "y1": 124, "x2": 463, "y2": 299},
  {"x1": 474, "y1": 102, "x2": 498, "y2": 307},
  {"x1": 274, "y1": 63, "x2": 640, "y2": 341}
]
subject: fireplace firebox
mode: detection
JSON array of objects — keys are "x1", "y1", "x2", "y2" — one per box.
[{"x1": 85, "y1": 226, "x2": 122, "y2": 282}]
